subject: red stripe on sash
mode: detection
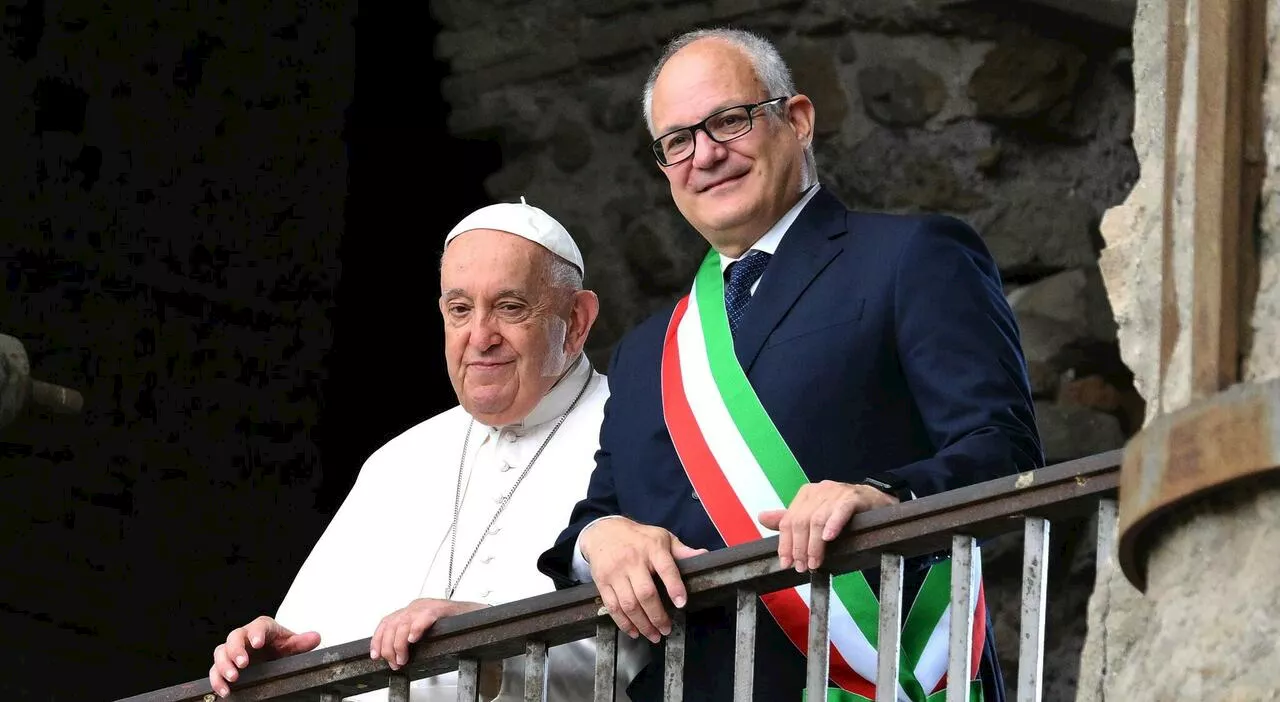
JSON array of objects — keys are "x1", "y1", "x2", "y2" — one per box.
[
  {"x1": 662, "y1": 297, "x2": 875, "y2": 698},
  {"x1": 929, "y1": 582, "x2": 987, "y2": 696}
]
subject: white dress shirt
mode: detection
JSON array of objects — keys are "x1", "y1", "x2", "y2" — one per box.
[
  {"x1": 276, "y1": 355, "x2": 646, "y2": 701},
  {"x1": 569, "y1": 184, "x2": 823, "y2": 583},
  {"x1": 716, "y1": 183, "x2": 821, "y2": 291}
]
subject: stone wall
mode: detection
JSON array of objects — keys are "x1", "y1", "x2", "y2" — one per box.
[
  {"x1": 433, "y1": 2, "x2": 1139, "y2": 699},
  {"x1": 1080, "y1": 0, "x2": 1280, "y2": 698},
  {"x1": 1251, "y1": 0, "x2": 1280, "y2": 382},
  {"x1": 1102, "y1": 0, "x2": 1280, "y2": 412},
  {"x1": 436, "y1": 0, "x2": 1142, "y2": 456},
  {"x1": 0, "y1": 0, "x2": 354, "y2": 697}
]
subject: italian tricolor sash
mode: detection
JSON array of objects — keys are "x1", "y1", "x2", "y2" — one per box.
[{"x1": 660, "y1": 250, "x2": 986, "y2": 702}]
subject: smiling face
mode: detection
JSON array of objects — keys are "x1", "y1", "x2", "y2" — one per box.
[
  {"x1": 650, "y1": 38, "x2": 815, "y2": 257},
  {"x1": 439, "y1": 229, "x2": 591, "y2": 427}
]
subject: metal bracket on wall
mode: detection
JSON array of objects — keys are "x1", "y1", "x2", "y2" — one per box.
[{"x1": 0, "y1": 332, "x2": 84, "y2": 431}]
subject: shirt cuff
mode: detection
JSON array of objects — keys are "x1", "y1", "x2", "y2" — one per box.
[{"x1": 571, "y1": 515, "x2": 627, "y2": 583}]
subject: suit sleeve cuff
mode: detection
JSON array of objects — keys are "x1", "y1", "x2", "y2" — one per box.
[{"x1": 571, "y1": 515, "x2": 627, "y2": 583}]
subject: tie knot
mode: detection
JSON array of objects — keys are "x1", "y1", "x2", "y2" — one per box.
[
  {"x1": 724, "y1": 250, "x2": 771, "y2": 336},
  {"x1": 727, "y1": 250, "x2": 771, "y2": 291}
]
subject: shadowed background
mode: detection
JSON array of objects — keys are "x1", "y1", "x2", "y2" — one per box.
[
  {"x1": 0, "y1": 1, "x2": 1138, "y2": 700},
  {"x1": 1, "y1": 2, "x2": 496, "y2": 698}
]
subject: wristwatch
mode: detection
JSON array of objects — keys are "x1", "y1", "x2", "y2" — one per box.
[{"x1": 860, "y1": 472, "x2": 913, "y2": 503}]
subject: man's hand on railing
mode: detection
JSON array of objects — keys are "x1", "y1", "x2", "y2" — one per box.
[
  {"x1": 369, "y1": 598, "x2": 488, "y2": 671},
  {"x1": 579, "y1": 517, "x2": 708, "y2": 645},
  {"x1": 758, "y1": 480, "x2": 898, "y2": 574},
  {"x1": 208, "y1": 615, "x2": 321, "y2": 698}
]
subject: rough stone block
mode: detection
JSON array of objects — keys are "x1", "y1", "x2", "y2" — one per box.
[
  {"x1": 984, "y1": 188, "x2": 1099, "y2": 278},
  {"x1": 858, "y1": 58, "x2": 947, "y2": 127},
  {"x1": 969, "y1": 34, "x2": 1086, "y2": 121},
  {"x1": 1035, "y1": 400, "x2": 1125, "y2": 463},
  {"x1": 1007, "y1": 267, "x2": 1117, "y2": 342}
]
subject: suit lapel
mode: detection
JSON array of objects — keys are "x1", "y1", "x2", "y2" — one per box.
[{"x1": 733, "y1": 188, "x2": 849, "y2": 374}]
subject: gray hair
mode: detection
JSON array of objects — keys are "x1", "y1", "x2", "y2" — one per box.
[
  {"x1": 641, "y1": 27, "x2": 818, "y2": 188},
  {"x1": 545, "y1": 252, "x2": 583, "y2": 293}
]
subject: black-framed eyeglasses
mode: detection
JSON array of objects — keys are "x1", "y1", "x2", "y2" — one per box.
[{"x1": 650, "y1": 96, "x2": 789, "y2": 167}]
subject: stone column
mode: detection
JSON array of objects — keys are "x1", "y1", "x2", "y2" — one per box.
[{"x1": 1079, "y1": 0, "x2": 1279, "y2": 698}]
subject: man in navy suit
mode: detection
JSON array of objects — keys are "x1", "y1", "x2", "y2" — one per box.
[{"x1": 538, "y1": 27, "x2": 1042, "y2": 702}]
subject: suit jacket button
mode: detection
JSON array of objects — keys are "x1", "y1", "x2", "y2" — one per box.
[{"x1": 691, "y1": 492, "x2": 701, "y2": 501}]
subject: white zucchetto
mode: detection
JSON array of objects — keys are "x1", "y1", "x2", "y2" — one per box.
[{"x1": 445, "y1": 196, "x2": 584, "y2": 276}]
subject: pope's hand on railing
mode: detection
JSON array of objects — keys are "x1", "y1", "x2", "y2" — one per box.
[
  {"x1": 208, "y1": 615, "x2": 321, "y2": 698},
  {"x1": 579, "y1": 517, "x2": 708, "y2": 645},
  {"x1": 370, "y1": 598, "x2": 488, "y2": 671},
  {"x1": 757, "y1": 480, "x2": 898, "y2": 574}
]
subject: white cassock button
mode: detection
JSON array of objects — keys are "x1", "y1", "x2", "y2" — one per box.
[
  {"x1": 500, "y1": 461, "x2": 513, "y2": 472},
  {"x1": 481, "y1": 589, "x2": 492, "y2": 597},
  {"x1": 481, "y1": 554, "x2": 494, "y2": 564},
  {"x1": 504, "y1": 431, "x2": 518, "y2": 443},
  {"x1": 488, "y1": 525, "x2": 502, "y2": 535},
  {"x1": 493, "y1": 493, "x2": 504, "y2": 504}
]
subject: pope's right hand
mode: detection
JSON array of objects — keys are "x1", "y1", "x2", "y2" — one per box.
[
  {"x1": 579, "y1": 517, "x2": 707, "y2": 644},
  {"x1": 208, "y1": 615, "x2": 321, "y2": 698}
]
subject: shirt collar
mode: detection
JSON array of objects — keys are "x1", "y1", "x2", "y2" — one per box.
[
  {"x1": 718, "y1": 184, "x2": 822, "y2": 273},
  {"x1": 475, "y1": 353, "x2": 593, "y2": 434}
]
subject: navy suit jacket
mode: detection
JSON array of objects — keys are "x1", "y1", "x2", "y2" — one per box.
[{"x1": 538, "y1": 188, "x2": 1044, "y2": 701}]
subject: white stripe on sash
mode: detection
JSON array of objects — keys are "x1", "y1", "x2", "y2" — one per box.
[
  {"x1": 678, "y1": 289, "x2": 911, "y2": 701},
  {"x1": 914, "y1": 556, "x2": 983, "y2": 694}
]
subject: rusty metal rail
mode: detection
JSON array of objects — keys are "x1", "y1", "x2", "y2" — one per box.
[{"x1": 117, "y1": 450, "x2": 1122, "y2": 702}]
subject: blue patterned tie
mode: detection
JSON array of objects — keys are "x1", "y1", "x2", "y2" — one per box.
[{"x1": 724, "y1": 250, "x2": 772, "y2": 336}]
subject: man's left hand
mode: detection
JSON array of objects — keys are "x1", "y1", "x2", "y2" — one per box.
[
  {"x1": 370, "y1": 598, "x2": 487, "y2": 670},
  {"x1": 758, "y1": 481, "x2": 898, "y2": 573}
]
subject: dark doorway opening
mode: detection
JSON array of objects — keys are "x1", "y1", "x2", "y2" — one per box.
[{"x1": 318, "y1": 7, "x2": 502, "y2": 515}]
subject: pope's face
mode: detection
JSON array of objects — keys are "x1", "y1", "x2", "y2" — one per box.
[
  {"x1": 649, "y1": 38, "x2": 814, "y2": 256},
  {"x1": 439, "y1": 230, "x2": 574, "y2": 427}
]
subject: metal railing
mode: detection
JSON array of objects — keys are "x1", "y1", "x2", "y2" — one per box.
[{"x1": 118, "y1": 450, "x2": 1122, "y2": 702}]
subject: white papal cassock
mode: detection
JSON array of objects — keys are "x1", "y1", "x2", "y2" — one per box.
[{"x1": 276, "y1": 355, "x2": 646, "y2": 701}]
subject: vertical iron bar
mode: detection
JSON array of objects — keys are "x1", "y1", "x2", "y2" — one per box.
[
  {"x1": 594, "y1": 621, "x2": 618, "y2": 702},
  {"x1": 877, "y1": 554, "x2": 904, "y2": 702},
  {"x1": 947, "y1": 535, "x2": 977, "y2": 702},
  {"x1": 734, "y1": 588, "x2": 758, "y2": 702},
  {"x1": 457, "y1": 657, "x2": 480, "y2": 702},
  {"x1": 1189, "y1": 0, "x2": 1247, "y2": 397},
  {"x1": 388, "y1": 672, "x2": 409, "y2": 702},
  {"x1": 524, "y1": 640, "x2": 547, "y2": 702},
  {"x1": 806, "y1": 570, "x2": 832, "y2": 698},
  {"x1": 663, "y1": 611, "x2": 686, "y2": 701},
  {"x1": 1017, "y1": 518, "x2": 1051, "y2": 702}
]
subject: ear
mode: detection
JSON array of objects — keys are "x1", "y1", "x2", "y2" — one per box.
[
  {"x1": 564, "y1": 290, "x2": 600, "y2": 357},
  {"x1": 784, "y1": 94, "x2": 816, "y2": 148}
]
